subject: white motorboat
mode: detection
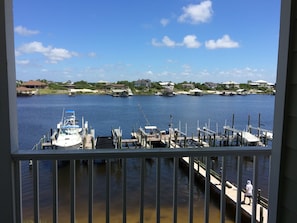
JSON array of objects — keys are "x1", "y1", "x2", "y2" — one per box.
[
  {"x1": 52, "y1": 109, "x2": 86, "y2": 149},
  {"x1": 188, "y1": 88, "x2": 203, "y2": 96}
]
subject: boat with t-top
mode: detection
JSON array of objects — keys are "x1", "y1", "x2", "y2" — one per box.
[{"x1": 51, "y1": 109, "x2": 87, "y2": 149}]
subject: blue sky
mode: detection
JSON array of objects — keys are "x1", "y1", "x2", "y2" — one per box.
[{"x1": 13, "y1": 0, "x2": 280, "y2": 83}]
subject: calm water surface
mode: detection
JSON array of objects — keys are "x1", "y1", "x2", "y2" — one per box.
[{"x1": 18, "y1": 94, "x2": 274, "y2": 222}]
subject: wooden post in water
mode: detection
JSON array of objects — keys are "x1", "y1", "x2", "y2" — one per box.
[
  {"x1": 240, "y1": 132, "x2": 242, "y2": 146},
  {"x1": 50, "y1": 128, "x2": 53, "y2": 144},
  {"x1": 232, "y1": 114, "x2": 235, "y2": 131},
  {"x1": 258, "y1": 113, "x2": 261, "y2": 137},
  {"x1": 248, "y1": 115, "x2": 251, "y2": 133},
  {"x1": 227, "y1": 129, "x2": 230, "y2": 146},
  {"x1": 174, "y1": 131, "x2": 178, "y2": 148}
]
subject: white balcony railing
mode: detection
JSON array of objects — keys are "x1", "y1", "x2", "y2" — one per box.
[{"x1": 12, "y1": 146, "x2": 271, "y2": 223}]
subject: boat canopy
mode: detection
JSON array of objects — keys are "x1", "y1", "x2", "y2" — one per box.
[
  {"x1": 144, "y1": 126, "x2": 158, "y2": 130},
  {"x1": 239, "y1": 131, "x2": 260, "y2": 143}
]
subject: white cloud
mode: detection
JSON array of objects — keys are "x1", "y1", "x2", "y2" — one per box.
[
  {"x1": 146, "y1": 70, "x2": 153, "y2": 75},
  {"x1": 162, "y1": 36, "x2": 176, "y2": 47},
  {"x1": 18, "y1": 41, "x2": 50, "y2": 54},
  {"x1": 17, "y1": 41, "x2": 78, "y2": 63},
  {"x1": 178, "y1": 0, "x2": 213, "y2": 24},
  {"x1": 160, "y1": 18, "x2": 169, "y2": 27},
  {"x1": 217, "y1": 67, "x2": 265, "y2": 81},
  {"x1": 151, "y1": 38, "x2": 161, "y2": 47},
  {"x1": 88, "y1": 52, "x2": 97, "y2": 57},
  {"x1": 205, "y1": 35, "x2": 239, "y2": 49},
  {"x1": 183, "y1": 35, "x2": 201, "y2": 48},
  {"x1": 181, "y1": 64, "x2": 192, "y2": 76},
  {"x1": 14, "y1": 26, "x2": 39, "y2": 36},
  {"x1": 152, "y1": 36, "x2": 176, "y2": 47},
  {"x1": 44, "y1": 48, "x2": 76, "y2": 63},
  {"x1": 152, "y1": 35, "x2": 201, "y2": 49},
  {"x1": 16, "y1": 59, "x2": 30, "y2": 65}
]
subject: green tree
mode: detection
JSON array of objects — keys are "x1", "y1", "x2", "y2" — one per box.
[{"x1": 74, "y1": 80, "x2": 92, "y2": 89}]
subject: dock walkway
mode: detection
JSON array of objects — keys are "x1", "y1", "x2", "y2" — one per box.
[
  {"x1": 181, "y1": 157, "x2": 268, "y2": 223},
  {"x1": 166, "y1": 139, "x2": 267, "y2": 222}
]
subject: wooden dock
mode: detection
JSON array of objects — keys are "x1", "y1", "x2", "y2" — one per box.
[
  {"x1": 164, "y1": 137, "x2": 268, "y2": 222},
  {"x1": 34, "y1": 124, "x2": 269, "y2": 222},
  {"x1": 180, "y1": 157, "x2": 268, "y2": 223}
]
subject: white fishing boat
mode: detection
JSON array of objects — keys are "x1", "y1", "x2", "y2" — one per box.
[
  {"x1": 188, "y1": 88, "x2": 203, "y2": 96},
  {"x1": 52, "y1": 109, "x2": 86, "y2": 149}
]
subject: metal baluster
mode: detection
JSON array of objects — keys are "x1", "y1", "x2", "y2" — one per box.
[
  {"x1": 33, "y1": 160, "x2": 39, "y2": 223},
  {"x1": 70, "y1": 160, "x2": 76, "y2": 223},
  {"x1": 236, "y1": 156, "x2": 243, "y2": 223},
  {"x1": 173, "y1": 157, "x2": 178, "y2": 223},
  {"x1": 15, "y1": 160, "x2": 23, "y2": 223},
  {"x1": 204, "y1": 157, "x2": 210, "y2": 223},
  {"x1": 156, "y1": 157, "x2": 160, "y2": 223},
  {"x1": 122, "y1": 158, "x2": 127, "y2": 223},
  {"x1": 88, "y1": 159, "x2": 93, "y2": 223},
  {"x1": 220, "y1": 156, "x2": 226, "y2": 223},
  {"x1": 52, "y1": 160, "x2": 58, "y2": 223},
  {"x1": 252, "y1": 156, "x2": 259, "y2": 223},
  {"x1": 189, "y1": 157, "x2": 194, "y2": 223},
  {"x1": 106, "y1": 159, "x2": 110, "y2": 223},
  {"x1": 140, "y1": 158, "x2": 145, "y2": 223}
]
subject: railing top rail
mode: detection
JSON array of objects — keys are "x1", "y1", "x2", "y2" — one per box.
[{"x1": 12, "y1": 146, "x2": 271, "y2": 161}]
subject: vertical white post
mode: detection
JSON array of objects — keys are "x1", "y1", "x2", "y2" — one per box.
[
  {"x1": 0, "y1": 0, "x2": 18, "y2": 222},
  {"x1": 236, "y1": 156, "x2": 243, "y2": 223},
  {"x1": 220, "y1": 157, "x2": 226, "y2": 223},
  {"x1": 204, "y1": 157, "x2": 210, "y2": 223}
]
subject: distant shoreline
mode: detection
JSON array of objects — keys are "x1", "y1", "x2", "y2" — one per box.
[{"x1": 27, "y1": 89, "x2": 275, "y2": 96}]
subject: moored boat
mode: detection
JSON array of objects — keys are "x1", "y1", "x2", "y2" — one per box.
[
  {"x1": 51, "y1": 109, "x2": 86, "y2": 149},
  {"x1": 188, "y1": 88, "x2": 203, "y2": 96}
]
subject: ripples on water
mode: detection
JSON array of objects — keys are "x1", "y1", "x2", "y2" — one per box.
[{"x1": 18, "y1": 95, "x2": 274, "y2": 222}]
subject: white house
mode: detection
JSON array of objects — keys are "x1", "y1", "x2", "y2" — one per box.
[{"x1": 221, "y1": 81, "x2": 240, "y2": 89}]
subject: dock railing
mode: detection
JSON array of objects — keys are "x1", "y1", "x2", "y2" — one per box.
[{"x1": 12, "y1": 146, "x2": 271, "y2": 223}]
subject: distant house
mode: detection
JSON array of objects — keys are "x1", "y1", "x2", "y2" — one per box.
[
  {"x1": 204, "y1": 82, "x2": 218, "y2": 89},
  {"x1": 106, "y1": 84, "x2": 126, "y2": 89},
  {"x1": 181, "y1": 83, "x2": 194, "y2": 89},
  {"x1": 134, "y1": 79, "x2": 151, "y2": 88},
  {"x1": 21, "y1": 80, "x2": 47, "y2": 89},
  {"x1": 16, "y1": 86, "x2": 34, "y2": 96},
  {"x1": 221, "y1": 81, "x2": 239, "y2": 89},
  {"x1": 63, "y1": 80, "x2": 75, "y2": 89},
  {"x1": 248, "y1": 80, "x2": 275, "y2": 88}
]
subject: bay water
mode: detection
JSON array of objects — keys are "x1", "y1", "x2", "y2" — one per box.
[{"x1": 17, "y1": 94, "x2": 274, "y2": 222}]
